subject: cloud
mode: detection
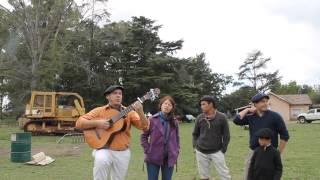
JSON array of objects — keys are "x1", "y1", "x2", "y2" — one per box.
[
  {"x1": 260, "y1": 0, "x2": 320, "y2": 85},
  {"x1": 108, "y1": 0, "x2": 320, "y2": 88},
  {"x1": 262, "y1": 0, "x2": 320, "y2": 27}
]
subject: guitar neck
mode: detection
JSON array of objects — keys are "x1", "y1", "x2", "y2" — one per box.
[{"x1": 111, "y1": 96, "x2": 146, "y2": 123}]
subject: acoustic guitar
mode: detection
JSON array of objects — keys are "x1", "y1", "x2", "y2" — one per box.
[{"x1": 83, "y1": 88, "x2": 160, "y2": 149}]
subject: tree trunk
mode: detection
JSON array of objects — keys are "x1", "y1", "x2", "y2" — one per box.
[
  {"x1": 0, "y1": 93, "x2": 3, "y2": 120},
  {"x1": 30, "y1": 57, "x2": 38, "y2": 90}
]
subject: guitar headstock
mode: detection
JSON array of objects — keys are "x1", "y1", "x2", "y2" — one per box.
[{"x1": 144, "y1": 88, "x2": 161, "y2": 102}]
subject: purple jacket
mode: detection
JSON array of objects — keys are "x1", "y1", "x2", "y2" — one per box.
[{"x1": 140, "y1": 113, "x2": 180, "y2": 167}]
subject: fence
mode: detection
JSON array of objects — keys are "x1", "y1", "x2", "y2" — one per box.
[
  {"x1": 0, "y1": 119, "x2": 19, "y2": 128},
  {"x1": 56, "y1": 133, "x2": 85, "y2": 144}
]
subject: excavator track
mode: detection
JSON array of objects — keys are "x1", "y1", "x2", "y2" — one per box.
[{"x1": 23, "y1": 119, "x2": 77, "y2": 135}]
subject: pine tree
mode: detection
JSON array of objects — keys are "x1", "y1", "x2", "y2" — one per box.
[{"x1": 238, "y1": 50, "x2": 281, "y2": 92}]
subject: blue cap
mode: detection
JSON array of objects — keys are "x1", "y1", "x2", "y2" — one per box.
[{"x1": 251, "y1": 93, "x2": 269, "y2": 103}]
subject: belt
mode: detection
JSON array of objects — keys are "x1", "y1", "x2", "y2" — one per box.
[{"x1": 98, "y1": 145, "x2": 129, "y2": 151}]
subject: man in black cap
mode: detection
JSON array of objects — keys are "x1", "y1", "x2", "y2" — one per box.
[
  {"x1": 76, "y1": 85, "x2": 148, "y2": 180},
  {"x1": 233, "y1": 92, "x2": 289, "y2": 180},
  {"x1": 248, "y1": 128, "x2": 283, "y2": 180}
]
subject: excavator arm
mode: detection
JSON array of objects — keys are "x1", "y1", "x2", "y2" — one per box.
[{"x1": 74, "y1": 99, "x2": 85, "y2": 116}]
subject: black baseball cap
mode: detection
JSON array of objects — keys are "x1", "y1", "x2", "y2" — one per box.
[
  {"x1": 103, "y1": 85, "x2": 124, "y2": 96},
  {"x1": 251, "y1": 92, "x2": 269, "y2": 103},
  {"x1": 200, "y1": 95, "x2": 216, "y2": 108},
  {"x1": 256, "y1": 128, "x2": 273, "y2": 139}
]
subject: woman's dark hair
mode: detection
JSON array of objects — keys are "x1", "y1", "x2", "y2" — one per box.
[
  {"x1": 200, "y1": 95, "x2": 216, "y2": 108},
  {"x1": 159, "y1": 96, "x2": 177, "y2": 127}
]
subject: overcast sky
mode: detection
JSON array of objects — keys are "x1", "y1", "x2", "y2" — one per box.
[
  {"x1": 2, "y1": 0, "x2": 320, "y2": 90},
  {"x1": 105, "y1": 0, "x2": 320, "y2": 89}
]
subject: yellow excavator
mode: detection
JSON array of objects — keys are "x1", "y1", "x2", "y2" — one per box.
[{"x1": 18, "y1": 91, "x2": 86, "y2": 134}]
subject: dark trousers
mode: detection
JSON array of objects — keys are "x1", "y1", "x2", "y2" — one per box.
[{"x1": 146, "y1": 162, "x2": 174, "y2": 180}]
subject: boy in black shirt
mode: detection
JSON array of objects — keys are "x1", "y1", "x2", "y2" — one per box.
[{"x1": 248, "y1": 128, "x2": 283, "y2": 180}]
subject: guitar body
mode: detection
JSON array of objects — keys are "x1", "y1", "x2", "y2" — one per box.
[{"x1": 83, "y1": 109, "x2": 126, "y2": 149}]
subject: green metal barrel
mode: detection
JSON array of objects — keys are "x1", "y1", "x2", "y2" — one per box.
[{"x1": 10, "y1": 132, "x2": 31, "y2": 163}]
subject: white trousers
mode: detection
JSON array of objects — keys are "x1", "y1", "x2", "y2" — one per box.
[
  {"x1": 92, "y1": 149, "x2": 131, "y2": 180},
  {"x1": 196, "y1": 150, "x2": 231, "y2": 180}
]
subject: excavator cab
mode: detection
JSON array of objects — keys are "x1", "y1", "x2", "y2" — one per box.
[
  {"x1": 19, "y1": 91, "x2": 86, "y2": 134},
  {"x1": 56, "y1": 94, "x2": 84, "y2": 118},
  {"x1": 27, "y1": 93, "x2": 54, "y2": 117}
]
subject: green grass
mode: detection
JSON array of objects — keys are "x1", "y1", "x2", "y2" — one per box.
[{"x1": 1, "y1": 122, "x2": 320, "y2": 180}]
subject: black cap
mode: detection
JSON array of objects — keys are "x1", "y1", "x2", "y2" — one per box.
[
  {"x1": 200, "y1": 95, "x2": 216, "y2": 108},
  {"x1": 251, "y1": 93, "x2": 269, "y2": 103},
  {"x1": 103, "y1": 85, "x2": 124, "y2": 96},
  {"x1": 256, "y1": 128, "x2": 273, "y2": 139}
]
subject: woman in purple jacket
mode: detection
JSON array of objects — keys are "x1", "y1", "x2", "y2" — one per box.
[{"x1": 141, "y1": 96, "x2": 180, "y2": 180}]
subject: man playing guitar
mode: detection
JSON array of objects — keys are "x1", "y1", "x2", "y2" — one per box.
[{"x1": 76, "y1": 85, "x2": 148, "y2": 180}]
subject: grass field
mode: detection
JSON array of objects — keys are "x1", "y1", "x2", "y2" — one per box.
[{"x1": 1, "y1": 121, "x2": 320, "y2": 180}]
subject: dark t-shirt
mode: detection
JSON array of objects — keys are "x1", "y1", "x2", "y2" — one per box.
[{"x1": 192, "y1": 112, "x2": 230, "y2": 154}]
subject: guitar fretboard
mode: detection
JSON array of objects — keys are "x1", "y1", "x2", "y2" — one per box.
[{"x1": 111, "y1": 96, "x2": 146, "y2": 123}]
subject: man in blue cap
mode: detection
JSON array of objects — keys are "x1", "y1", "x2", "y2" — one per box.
[{"x1": 233, "y1": 92, "x2": 289, "y2": 180}]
